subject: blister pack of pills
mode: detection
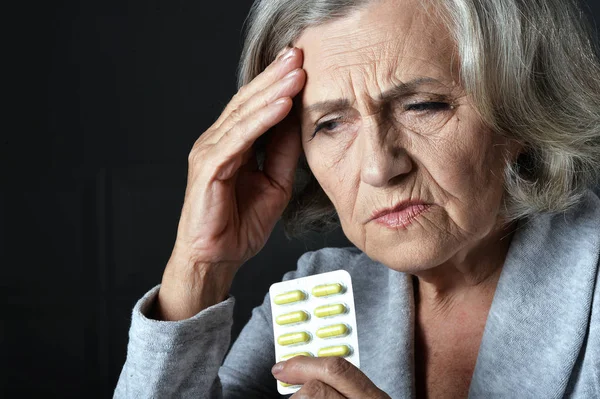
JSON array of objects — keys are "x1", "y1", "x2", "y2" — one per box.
[{"x1": 269, "y1": 270, "x2": 360, "y2": 395}]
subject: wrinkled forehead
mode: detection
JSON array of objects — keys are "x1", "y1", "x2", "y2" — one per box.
[{"x1": 294, "y1": 0, "x2": 458, "y2": 105}]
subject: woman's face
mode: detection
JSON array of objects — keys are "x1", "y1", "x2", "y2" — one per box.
[{"x1": 295, "y1": 0, "x2": 518, "y2": 272}]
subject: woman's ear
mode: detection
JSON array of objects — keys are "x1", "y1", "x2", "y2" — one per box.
[
  {"x1": 508, "y1": 139, "x2": 525, "y2": 162},
  {"x1": 509, "y1": 139, "x2": 537, "y2": 180}
]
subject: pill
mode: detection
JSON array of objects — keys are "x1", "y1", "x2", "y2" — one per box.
[
  {"x1": 277, "y1": 331, "x2": 311, "y2": 346},
  {"x1": 314, "y1": 303, "x2": 348, "y2": 318},
  {"x1": 318, "y1": 345, "x2": 352, "y2": 358},
  {"x1": 276, "y1": 310, "x2": 309, "y2": 326},
  {"x1": 312, "y1": 283, "x2": 344, "y2": 297},
  {"x1": 281, "y1": 352, "x2": 313, "y2": 360},
  {"x1": 279, "y1": 381, "x2": 296, "y2": 387},
  {"x1": 274, "y1": 290, "x2": 306, "y2": 305},
  {"x1": 316, "y1": 324, "x2": 350, "y2": 339}
]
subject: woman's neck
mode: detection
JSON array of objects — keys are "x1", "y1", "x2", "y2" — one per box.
[{"x1": 412, "y1": 222, "x2": 517, "y2": 316}]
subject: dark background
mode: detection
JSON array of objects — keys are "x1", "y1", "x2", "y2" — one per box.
[{"x1": 2, "y1": 1, "x2": 599, "y2": 397}]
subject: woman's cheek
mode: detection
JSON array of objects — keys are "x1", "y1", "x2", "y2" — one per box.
[
  {"x1": 308, "y1": 146, "x2": 358, "y2": 221},
  {"x1": 436, "y1": 146, "x2": 506, "y2": 235},
  {"x1": 425, "y1": 118, "x2": 488, "y2": 191},
  {"x1": 307, "y1": 133, "x2": 354, "y2": 174},
  {"x1": 316, "y1": 157, "x2": 352, "y2": 203}
]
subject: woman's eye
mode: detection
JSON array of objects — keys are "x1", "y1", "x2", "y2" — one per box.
[
  {"x1": 397, "y1": 101, "x2": 454, "y2": 132},
  {"x1": 312, "y1": 120, "x2": 341, "y2": 137},
  {"x1": 405, "y1": 102, "x2": 451, "y2": 112}
]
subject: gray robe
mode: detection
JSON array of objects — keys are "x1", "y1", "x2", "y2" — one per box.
[{"x1": 114, "y1": 190, "x2": 600, "y2": 398}]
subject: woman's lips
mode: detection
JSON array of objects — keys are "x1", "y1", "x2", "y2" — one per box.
[{"x1": 372, "y1": 204, "x2": 431, "y2": 228}]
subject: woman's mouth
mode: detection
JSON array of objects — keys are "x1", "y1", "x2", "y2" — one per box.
[{"x1": 371, "y1": 203, "x2": 431, "y2": 229}]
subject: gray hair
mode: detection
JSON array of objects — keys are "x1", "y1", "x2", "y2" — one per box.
[{"x1": 238, "y1": 0, "x2": 600, "y2": 238}]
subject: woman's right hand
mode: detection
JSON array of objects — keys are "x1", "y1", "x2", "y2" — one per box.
[{"x1": 155, "y1": 48, "x2": 306, "y2": 321}]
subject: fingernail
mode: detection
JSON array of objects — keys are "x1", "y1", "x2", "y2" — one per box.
[
  {"x1": 271, "y1": 97, "x2": 289, "y2": 107},
  {"x1": 281, "y1": 48, "x2": 295, "y2": 63},
  {"x1": 283, "y1": 68, "x2": 300, "y2": 80},
  {"x1": 271, "y1": 362, "x2": 285, "y2": 375},
  {"x1": 276, "y1": 46, "x2": 291, "y2": 60}
]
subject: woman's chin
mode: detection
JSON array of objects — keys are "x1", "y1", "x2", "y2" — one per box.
[
  {"x1": 340, "y1": 205, "x2": 459, "y2": 272},
  {"x1": 371, "y1": 249, "x2": 451, "y2": 274},
  {"x1": 352, "y1": 227, "x2": 455, "y2": 273}
]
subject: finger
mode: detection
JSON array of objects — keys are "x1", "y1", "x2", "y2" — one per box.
[
  {"x1": 272, "y1": 357, "x2": 389, "y2": 399},
  {"x1": 212, "y1": 47, "x2": 303, "y2": 130},
  {"x1": 210, "y1": 97, "x2": 293, "y2": 181},
  {"x1": 262, "y1": 111, "x2": 302, "y2": 200},
  {"x1": 215, "y1": 67, "x2": 306, "y2": 137},
  {"x1": 290, "y1": 379, "x2": 345, "y2": 399}
]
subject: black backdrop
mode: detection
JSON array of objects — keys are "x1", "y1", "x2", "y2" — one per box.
[{"x1": 3, "y1": 1, "x2": 599, "y2": 397}]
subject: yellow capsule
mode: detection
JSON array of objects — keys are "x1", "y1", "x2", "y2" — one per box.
[
  {"x1": 312, "y1": 283, "x2": 344, "y2": 297},
  {"x1": 275, "y1": 310, "x2": 309, "y2": 326},
  {"x1": 316, "y1": 324, "x2": 350, "y2": 339},
  {"x1": 281, "y1": 351, "x2": 313, "y2": 360},
  {"x1": 318, "y1": 345, "x2": 351, "y2": 358},
  {"x1": 279, "y1": 381, "x2": 296, "y2": 387},
  {"x1": 277, "y1": 331, "x2": 311, "y2": 346},
  {"x1": 314, "y1": 303, "x2": 348, "y2": 318},
  {"x1": 273, "y1": 290, "x2": 306, "y2": 305}
]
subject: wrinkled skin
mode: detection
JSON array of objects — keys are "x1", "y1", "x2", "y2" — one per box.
[
  {"x1": 159, "y1": 0, "x2": 523, "y2": 396},
  {"x1": 296, "y1": 0, "x2": 519, "y2": 283},
  {"x1": 285, "y1": 1, "x2": 522, "y2": 396}
]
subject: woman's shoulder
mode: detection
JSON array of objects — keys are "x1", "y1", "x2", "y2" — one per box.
[
  {"x1": 521, "y1": 189, "x2": 600, "y2": 247},
  {"x1": 281, "y1": 246, "x2": 386, "y2": 282},
  {"x1": 564, "y1": 188, "x2": 600, "y2": 225}
]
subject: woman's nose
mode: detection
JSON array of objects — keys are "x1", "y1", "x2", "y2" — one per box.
[{"x1": 359, "y1": 122, "x2": 412, "y2": 187}]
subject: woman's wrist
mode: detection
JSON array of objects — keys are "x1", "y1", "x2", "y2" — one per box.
[{"x1": 153, "y1": 255, "x2": 239, "y2": 321}]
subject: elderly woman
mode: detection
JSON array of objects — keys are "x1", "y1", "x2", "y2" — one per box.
[{"x1": 114, "y1": 0, "x2": 600, "y2": 397}]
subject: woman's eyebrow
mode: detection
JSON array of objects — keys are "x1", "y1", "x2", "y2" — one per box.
[
  {"x1": 302, "y1": 77, "x2": 444, "y2": 116},
  {"x1": 303, "y1": 99, "x2": 351, "y2": 116},
  {"x1": 379, "y1": 77, "x2": 444, "y2": 101}
]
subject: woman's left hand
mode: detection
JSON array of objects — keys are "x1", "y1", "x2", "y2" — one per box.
[{"x1": 272, "y1": 356, "x2": 391, "y2": 398}]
